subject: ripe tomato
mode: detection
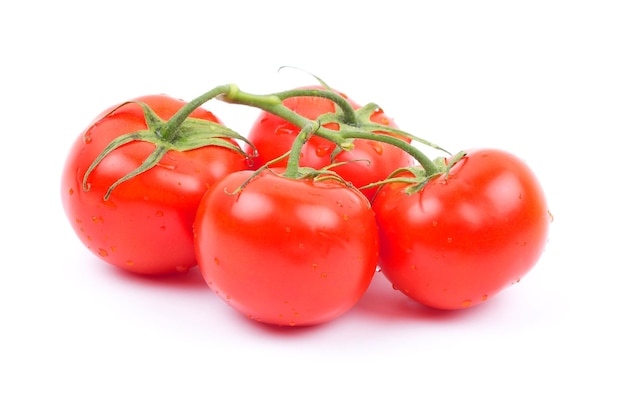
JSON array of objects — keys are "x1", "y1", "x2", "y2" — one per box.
[
  {"x1": 245, "y1": 86, "x2": 414, "y2": 201},
  {"x1": 194, "y1": 169, "x2": 379, "y2": 326},
  {"x1": 61, "y1": 95, "x2": 248, "y2": 275},
  {"x1": 372, "y1": 148, "x2": 551, "y2": 310}
]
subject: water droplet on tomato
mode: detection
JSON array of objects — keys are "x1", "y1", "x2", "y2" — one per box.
[
  {"x1": 68, "y1": 188, "x2": 74, "y2": 196},
  {"x1": 126, "y1": 260, "x2": 134, "y2": 267},
  {"x1": 312, "y1": 263, "x2": 318, "y2": 269},
  {"x1": 157, "y1": 162, "x2": 176, "y2": 170},
  {"x1": 288, "y1": 321, "x2": 297, "y2": 327},
  {"x1": 461, "y1": 300, "x2": 473, "y2": 308},
  {"x1": 432, "y1": 220, "x2": 438, "y2": 227},
  {"x1": 369, "y1": 142, "x2": 384, "y2": 155},
  {"x1": 275, "y1": 126, "x2": 296, "y2": 136},
  {"x1": 84, "y1": 134, "x2": 92, "y2": 144},
  {"x1": 98, "y1": 248, "x2": 108, "y2": 257},
  {"x1": 159, "y1": 226, "x2": 166, "y2": 232},
  {"x1": 375, "y1": 265, "x2": 382, "y2": 272},
  {"x1": 316, "y1": 145, "x2": 331, "y2": 157},
  {"x1": 447, "y1": 237, "x2": 453, "y2": 243},
  {"x1": 321, "y1": 272, "x2": 328, "y2": 279},
  {"x1": 213, "y1": 257, "x2": 220, "y2": 265},
  {"x1": 176, "y1": 265, "x2": 189, "y2": 273},
  {"x1": 92, "y1": 216, "x2": 103, "y2": 224},
  {"x1": 481, "y1": 294, "x2": 489, "y2": 301},
  {"x1": 155, "y1": 210, "x2": 164, "y2": 217}
]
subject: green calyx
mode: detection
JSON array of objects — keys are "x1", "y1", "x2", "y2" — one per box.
[
  {"x1": 362, "y1": 151, "x2": 468, "y2": 197},
  {"x1": 81, "y1": 73, "x2": 461, "y2": 202},
  {"x1": 220, "y1": 83, "x2": 452, "y2": 179},
  {"x1": 82, "y1": 100, "x2": 252, "y2": 200},
  {"x1": 217, "y1": 79, "x2": 460, "y2": 194}
]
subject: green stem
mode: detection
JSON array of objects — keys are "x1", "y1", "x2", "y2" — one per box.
[
  {"x1": 220, "y1": 86, "x2": 440, "y2": 175},
  {"x1": 334, "y1": 129, "x2": 439, "y2": 177},
  {"x1": 273, "y1": 88, "x2": 359, "y2": 126},
  {"x1": 158, "y1": 84, "x2": 231, "y2": 141},
  {"x1": 283, "y1": 121, "x2": 321, "y2": 178},
  {"x1": 159, "y1": 84, "x2": 443, "y2": 178},
  {"x1": 221, "y1": 85, "x2": 359, "y2": 126},
  {"x1": 220, "y1": 85, "x2": 314, "y2": 128}
]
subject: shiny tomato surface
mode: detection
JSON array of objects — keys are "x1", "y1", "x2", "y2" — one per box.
[
  {"x1": 373, "y1": 148, "x2": 551, "y2": 310},
  {"x1": 194, "y1": 169, "x2": 379, "y2": 326},
  {"x1": 61, "y1": 95, "x2": 247, "y2": 274}
]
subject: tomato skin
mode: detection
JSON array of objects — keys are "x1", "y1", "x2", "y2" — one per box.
[
  {"x1": 194, "y1": 169, "x2": 379, "y2": 326},
  {"x1": 372, "y1": 148, "x2": 550, "y2": 310},
  {"x1": 61, "y1": 95, "x2": 248, "y2": 275},
  {"x1": 245, "y1": 86, "x2": 414, "y2": 201}
]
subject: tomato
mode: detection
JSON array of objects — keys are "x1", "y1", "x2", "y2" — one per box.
[
  {"x1": 245, "y1": 86, "x2": 414, "y2": 201},
  {"x1": 194, "y1": 169, "x2": 379, "y2": 326},
  {"x1": 61, "y1": 95, "x2": 248, "y2": 275},
  {"x1": 372, "y1": 148, "x2": 551, "y2": 310}
]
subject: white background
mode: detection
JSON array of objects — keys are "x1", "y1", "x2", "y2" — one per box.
[{"x1": 2, "y1": 1, "x2": 625, "y2": 415}]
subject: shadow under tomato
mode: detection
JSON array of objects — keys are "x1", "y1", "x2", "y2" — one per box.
[
  {"x1": 354, "y1": 272, "x2": 492, "y2": 323},
  {"x1": 243, "y1": 319, "x2": 331, "y2": 337},
  {"x1": 106, "y1": 264, "x2": 209, "y2": 290}
]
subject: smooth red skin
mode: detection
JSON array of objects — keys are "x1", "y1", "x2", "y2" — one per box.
[
  {"x1": 194, "y1": 169, "x2": 379, "y2": 326},
  {"x1": 372, "y1": 148, "x2": 550, "y2": 310},
  {"x1": 61, "y1": 95, "x2": 248, "y2": 275},
  {"x1": 245, "y1": 86, "x2": 414, "y2": 201}
]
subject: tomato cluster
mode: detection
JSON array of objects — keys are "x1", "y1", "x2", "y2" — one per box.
[{"x1": 61, "y1": 81, "x2": 551, "y2": 327}]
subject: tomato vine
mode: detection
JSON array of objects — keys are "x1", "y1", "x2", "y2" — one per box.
[
  {"x1": 63, "y1": 73, "x2": 551, "y2": 318},
  {"x1": 92, "y1": 82, "x2": 455, "y2": 194}
]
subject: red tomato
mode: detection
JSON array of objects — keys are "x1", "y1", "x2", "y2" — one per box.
[
  {"x1": 372, "y1": 148, "x2": 551, "y2": 310},
  {"x1": 194, "y1": 169, "x2": 379, "y2": 326},
  {"x1": 245, "y1": 86, "x2": 414, "y2": 201},
  {"x1": 61, "y1": 95, "x2": 248, "y2": 275}
]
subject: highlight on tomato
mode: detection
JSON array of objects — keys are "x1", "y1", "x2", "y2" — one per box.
[
  {"x1": 60, "y1": 76, "x2": 552, "y2": 326},
  {"x1": 372, "y1": 148, "x2": 551, "y2": 310},
  {"x1": 193, "y1": 168, "x2": 380, "y2": 326},
  {"x1": 61, "y1": 94, "x2": 249, "y2": 275}
]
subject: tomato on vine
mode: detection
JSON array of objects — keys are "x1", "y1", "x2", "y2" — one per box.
[
  {"x1": 372, "y1": 148, "x2": 551, "y2": 310},
  {"x1": 194, "y1": 166, "x2": 379, "y2": 326},
  {"x1": 61, "y1": 94, "x2": 249, "y2": 275},
  {"x1": 244, "y1": 85, "x2": 416, "y2": 201},
  {"x1": 61, "y1": 77, "x2": 552, "y2": 323}
]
